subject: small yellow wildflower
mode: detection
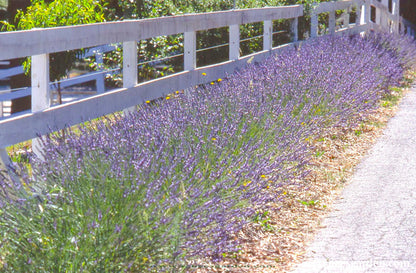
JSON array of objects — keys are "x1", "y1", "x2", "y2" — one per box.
[
  {"x1": 211, "y1": 137, "x2": 217, "y2": 141},
  {"x1": 261, "y1": 175, "x2": 266, "y2": 179},
  {"x1": 210, "y1": 82, "x2": 215, "y2": 85},
  {"x1": 143, "y1": 257, "x2": 148, "y2": 263},
  {"x1": 175, "y1": 91, "x2": 180, "y2": 94},
  {"x1": 283, "y1": 191, "x2": 287, "y2": 195},
  {"x1": 217, "y1": 78, "x2": 222, "y2": 82},
  {"x1": 166, "y1": 96, "x2": 171, "y2": 100},
  {"x1": 202, "y1": 72, "x2": 207, "y2": 76},
  {"x1": 301, "y1": 122, "x2": 305, "y2": 126},
  {"x1": 243, "y1": 181, "x2": 252, "y2": 187},
  {"x1": 267, "y1": 185, "x2": 270, "y2": 189},
  {"x1": 145, "y1": 100, "x2": 151, "y2": 104}
]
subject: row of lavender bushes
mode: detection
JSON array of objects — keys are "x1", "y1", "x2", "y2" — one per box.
[{"x1": 1, "y1": 31, "x2": 415, "y2": 272}]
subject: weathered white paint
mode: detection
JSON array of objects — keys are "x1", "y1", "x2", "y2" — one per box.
[
  {"x1": 31, "y1": 54, "x2": 50, "y2": 158},
  {"x1": 364, "y1": 0, "x2": 371, "y2": 24},
  {"x1": 31, "y1": 54, "x2": 51, "y2": 112},
  {"x1": 184, "y1": 31, "x2": 197, "y2": 70},
  {"x1": 0, "y1": 6, "x2": 303, "y2": 61},
  {"x1": 229, "y1": 24, "x2": 240, "y2": 60},
  {"x1": 122, "y1": 41, "x2": 138, "y2": 114},
  {"x1": 263, "y1": 20, "x2": 273, "y2": 51}
]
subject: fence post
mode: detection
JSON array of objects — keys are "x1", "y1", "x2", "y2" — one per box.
[
  {"x1": 344, "y1": 8, "x2": 351, "y2": 29},
  {"x1": 229, "y1": 24, "x2": 240, "y2": 60},
  {"x1": 122, "y1": 41, "x2": 138, "y2": 114},
  {"x1": 310, "y1": 8, "x2": 318, "y2": 38},
  {"x1": 291, "y1": 17, "x2": 298, "y2": 42},
  {"x1": 356, "y1": 0, "x2": 362, "y2": 26},
  {"x1": 375, "y1": 2, "x2": 382, "y2": 28},
  {"x1": 392, "y1": 0, "x2": 399, "y2": 33},
  {"x1": 96, "y1": 73, "x2": 105, "y2": 94},
  {"x1": 0, "y1": 101, "x2": 3, "y2": 117},
  {"x1": 263, "y1": 20, "x2": 273, "y2": 51},
  {"x1": 184, "y1": 31, "x2": 197, "y2": 70},
  {"x1": 329, "y1": 11, "x2": 336, "y2": 34},
  {"x1": 364, "y1": 0, "x2": 370, "y2": 25},
  {"x1": 31, "y1": 53, "x2": 51, "y2": 159},
  {"x1": 95, "y1": 52, "x2": 105, "y2": 94}
]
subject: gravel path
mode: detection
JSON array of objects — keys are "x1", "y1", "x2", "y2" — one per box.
[{"x1": 291, "y1": 86, "x2": 416, "y2": 273}]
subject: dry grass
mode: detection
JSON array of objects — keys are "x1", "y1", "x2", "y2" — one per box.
[{"x1": 189, "y1": 78, "x2": 414, "y2": 272}]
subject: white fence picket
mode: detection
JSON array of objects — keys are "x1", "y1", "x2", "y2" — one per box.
[
  {"x1": 31, "y1": 54, "x2": 50, "y2": 159},
  {"x1": 229, "y1": 24, "x2": 240, "y2": 60},
  {"x1": 263, "y1": 20, "x2": 273, "y2": 51},
  {"x1": 122, "y1": 41, "x2": 138, "y2": 114},
  {"x1": 184, "y1": 31, "x2": 197, "y2": 70}
]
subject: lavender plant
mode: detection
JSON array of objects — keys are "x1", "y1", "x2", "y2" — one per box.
[{"x1": 0, "y1": 31, "x2": 415, "y2": 272}]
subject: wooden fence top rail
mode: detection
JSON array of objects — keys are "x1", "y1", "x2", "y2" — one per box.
[
  {"x1": 0, "y1": 5, "x2": 303, "y2": 61},
  {"x1": 314, "y1": 0, "x2": 357, "y2": 13}
]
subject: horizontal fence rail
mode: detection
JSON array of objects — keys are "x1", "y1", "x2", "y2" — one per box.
[
  {"x1": 0, "y1": 6, "x2": 303, "y2": 60},
  {"x1": 0, "y1": 0, "x2": 413, "y2": 172}
]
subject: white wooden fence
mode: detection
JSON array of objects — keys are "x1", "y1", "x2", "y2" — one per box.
[
  {"x1": 0, "y1": 0, "x2": 413, "y2": 174},
  {"x1": 0, "y1": 44, "x2": 117, "y2": 115}
]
